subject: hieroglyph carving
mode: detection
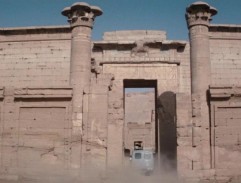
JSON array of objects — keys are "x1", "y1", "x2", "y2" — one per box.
[{"x1": 131, "y1": 40, "x2": 149, "y2": 57}]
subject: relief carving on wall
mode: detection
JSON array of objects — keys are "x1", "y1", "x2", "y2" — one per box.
[
  {"x1": 131, "y1": 40, "x2": 149, "y2": 57},
  {"x1": 192, "y1": 94, "x2": 201, "y2": 117},
  {"x1": 91, "y1": 58, "x2": 101, "y2": 74}
]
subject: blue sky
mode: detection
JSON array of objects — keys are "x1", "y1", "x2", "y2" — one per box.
[
  {"x1": 0, "y1": 0, "x2": 240, "y2": 41},
  {"x1": 125, "y1": 88, "x2": 154, "y2": 94}
]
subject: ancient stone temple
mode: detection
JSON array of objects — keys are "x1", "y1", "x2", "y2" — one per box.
[{"x1": 0, "y1": 1, "x2": 241, "y2": 183}]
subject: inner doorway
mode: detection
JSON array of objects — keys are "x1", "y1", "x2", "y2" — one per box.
[{"x1": 123, "y1": 79, "x2": 157, "y2": 157}]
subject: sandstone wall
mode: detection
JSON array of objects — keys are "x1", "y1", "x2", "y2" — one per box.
[
  {"x1": 210, "y1": 26, "x2": 241, "y2": 86},
  {"x1": 0, "y1": 27, "x2": 80, "y2": 182},
  {"x1": 209, "y1": 86, "x2": 241, "y2": 182},
  {"x1": 81, "y1": 73, "x2": 113, "y2": 174},
  {"x1": 0, "y1": 87, "x2": 74, "y2": 182},
  {"x1": 177, "y1": 43, "x2": 191, "y2": 94},
  {"x1": 0, "y1": 27, "x2": 71, "y2": 87},
  {"x1": 210, "y1": 26, "x2": 241, "y2": 174},
  {"x1": 125, "y1": 91, "x2": 155, "y2": 124},
  {"x1": 124, "y1": 91, "x2": 155, "y2": 151}
]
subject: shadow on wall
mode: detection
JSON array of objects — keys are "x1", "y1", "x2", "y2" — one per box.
[{"x1": 157, "y1": 91, "x2": 177, "y2": 170}]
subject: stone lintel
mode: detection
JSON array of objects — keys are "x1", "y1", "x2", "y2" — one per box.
[
  {"x1": 210, "y1": 85, "x2": 241, "y2": 99},
  {"x1": 98, "y1": 59, "x2": 180, "y2": 65},
  {"x1": 210, "y1": 24, "x2": 241, "y2": 33},
  {"x1": 93, "y1": 40, "x2": 186, "y2": 48},
  {"x1": 94, "y1": 40, "x2": 136, "y2": 45},
  {"x1": 0, "y1": 26, "x2": 71, "y2": 42},
  {"x1": 162, "y1": 40, "x2": 187, "y2": 46},
  {"x1": 14, "y1": 87, "x2": 73, "y2": 99},
  {"x1": 0, "y1": 25, "x2": 71, "y2": 35}
]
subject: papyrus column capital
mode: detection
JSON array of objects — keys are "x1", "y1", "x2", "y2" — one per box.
[
  {"x1": 186, "y1": 1, "x2": 217, "y2": 28},
  {"x1": 62, "y1": 2, "x2": 103, "y2": 28}
]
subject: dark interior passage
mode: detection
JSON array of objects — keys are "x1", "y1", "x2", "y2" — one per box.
[{"x1": 157, "y1": 91, "x2": 177, "y2": 170}]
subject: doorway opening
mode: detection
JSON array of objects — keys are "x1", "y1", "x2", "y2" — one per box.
[{"x1": 123, "y1": 79, "x2": 157, "y2": 157}]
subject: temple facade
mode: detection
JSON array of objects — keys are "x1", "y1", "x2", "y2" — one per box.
[{"x1": 0, "y1": 1, "x2": 241, "y2": 183}]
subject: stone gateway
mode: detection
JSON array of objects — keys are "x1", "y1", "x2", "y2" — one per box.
[{"x1": 0, "y1": 1, "x2": 241, "y2": 183}]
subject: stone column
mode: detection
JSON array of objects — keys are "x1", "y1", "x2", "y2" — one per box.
[
  {"x1": 186, "y1": 2, "x2": 217, "y2": 169},
  {"x1": 62, "y1": 2, "x2": 102, "y2": 168}
]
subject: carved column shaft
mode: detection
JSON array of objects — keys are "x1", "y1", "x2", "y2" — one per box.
[
  {"x1": 186, "y1": 2, "x2": 217, "y2": 170},
  {"x1": 70, "y1": 26, "x2": 92, "y2": 113},
  {"x1": 62, "y1": 2, "x2": 102, "y2": 168},
  {"x1": 189, "y1": 25, "x2": 210, "y2": 94}
]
